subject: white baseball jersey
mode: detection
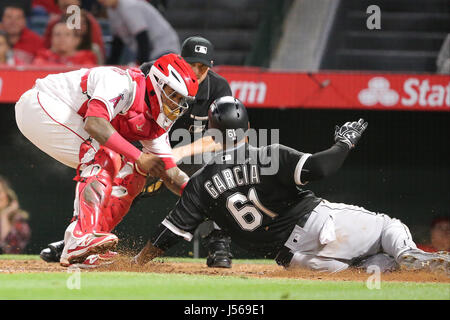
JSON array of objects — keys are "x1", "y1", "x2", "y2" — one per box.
[
  {"x1": 34, "y1": 66, "x2": 135, "y2": 121},
  {"x1": 16, "y1": 66, "x2": 175, "y2": 169}
]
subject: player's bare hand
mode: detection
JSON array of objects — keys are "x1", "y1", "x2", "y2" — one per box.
[
  {"x1": 334, "y1": 118, "x2": 368, "y2": 149},
  {"x1": 135, "y1": 153, "x2": 165, "y2": 177}
]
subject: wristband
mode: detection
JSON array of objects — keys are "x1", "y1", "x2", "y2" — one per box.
[
  {"x1": 104, "y1": 131, "x2": 142, "y2": 162},
  {"x1": 180, "y1": 181, "x2": 188, "y2": 194}
]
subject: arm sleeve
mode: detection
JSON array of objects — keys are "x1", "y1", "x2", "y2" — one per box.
[
  {"x1": 84, "y1": 99, "x2": 109, "y2": 120},
  {"x1": 301, "y1": 141, "x2": 350, "y2": 182},
  {"x1": 150, "y1": 181, "x2": 206, "y2": 250},
  {"x1": 271, "y1": 144, "x2": 311, "y2": 187},
  {"x1": 135, "y1": 30, "x2": 152, "y2": 65},
  {"x1": 165, "y1": 181, "x2": 206, "y2": 238},
  {"x1": 140, "y1": 133, "x2": 176, "y2": 169},
  {"x1": 273, "y1": 142, "x2": 350, "y2": 186}
]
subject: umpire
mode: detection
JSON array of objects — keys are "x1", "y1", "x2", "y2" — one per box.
[{"x1": 141, "y1": 36, "x2": 234, "y2": 268}]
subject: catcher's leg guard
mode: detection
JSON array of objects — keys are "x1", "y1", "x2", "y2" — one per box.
[
  {"x1": 97, "y1": 162, "x2": 147, "y2": 233},
  {"x1": 74, "y1": 146, "x2": 122, "y2": 235},
  {"x1": 60, "y1": 147, "x2": 122, "y2": 266}
]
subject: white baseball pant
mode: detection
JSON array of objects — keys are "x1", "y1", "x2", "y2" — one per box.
[
  {"x1": 285, "y1": 200, "x2": 417, "y2": 272},
  {"x1": 15, "y1": 88, "x2": 97, "y2": 169}
]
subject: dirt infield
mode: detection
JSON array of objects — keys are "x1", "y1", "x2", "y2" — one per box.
[{"x1": 0, "y1": 258, "x2": 449, "y2": 283}]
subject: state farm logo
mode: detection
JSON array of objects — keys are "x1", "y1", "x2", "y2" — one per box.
[
  {"x1": 230, "y1": 81, "x2": 267, "y2": 104},
  {"x1": 358, "y1": 77, "x2": 399, "y2": 106},
  {"x1": 359, "y1": 77, "x2": 450, "y2": 108}
]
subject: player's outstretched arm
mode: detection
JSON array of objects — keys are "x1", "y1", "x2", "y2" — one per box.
[
  {"x1": 334, "y1": 118, "x2": 368, "y2": 149},
  {"x1": 133, "y1": 181, "x2": 206, "y2": 265},
  {"x1": 133, "y1": 240, "x2": 165, "y2": 265},
  {"x1": 133, "y1": 220, "x2": 193, "y2": 265},
  {"x1": 160, "y1": 166, "x2": 189, "y2": 196},
  {"x1": 302, "y1": 119, "x2": 368, "y2": 182},
  {"x1": 172, "y1": 136, "x2": 221, "y2": 163}
]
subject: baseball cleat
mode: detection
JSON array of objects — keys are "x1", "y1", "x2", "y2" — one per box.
[
  {"x1": 60, "y1": 233, "x2": 118, "y2": 267},
  {"x1": 69, "y1": 251, "x2": 118, "y2": 269},
  {"x1": 40, "y1": 240, "x2": 65, "y2": 263},
  {"x1": 206, "y1": 232, "x2": 233, "y2": 269},
  {"x1": 206, "y1": 253, "x2": 233, "y2": 268},
  {"x1": 397, "y1": 249, "x2": 449, "y2": 274}
]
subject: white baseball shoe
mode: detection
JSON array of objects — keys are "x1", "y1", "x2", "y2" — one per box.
[
  {"x1": 60, "y1": 233, "x2": 118, "y2": 267},
  {"x1": 69, "y1": 251, "x2": 119, "y2": 269},
  {"x1": 397, "y1": 249, "x2": 449, "y2": 274}
]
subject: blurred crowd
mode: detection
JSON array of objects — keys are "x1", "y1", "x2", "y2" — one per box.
[
  {"x1": 0, "y1": 176, "x2": 31, "y2": 254},
  {"x1": 0, "y1": 0, "x2": 177, "y2": 67}
]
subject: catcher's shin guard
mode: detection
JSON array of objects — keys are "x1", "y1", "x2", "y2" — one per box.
[
  {"x1": 73, "y1": 146, "x2": 122, "y2": 236},
  {"x1": 97, "y1": 162, "x2": 147, "y2": 232}
]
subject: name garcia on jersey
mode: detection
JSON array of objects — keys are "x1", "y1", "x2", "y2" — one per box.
[{"x1": 204, "y1": 164, "x2": 260, "y2": 199}]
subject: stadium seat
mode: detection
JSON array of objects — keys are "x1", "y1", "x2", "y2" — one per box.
[{"x1": 320, "y1": 0, "x2": 450, "y2": 72}]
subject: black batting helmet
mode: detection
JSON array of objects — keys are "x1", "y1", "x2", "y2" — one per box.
[{"x1": 208, "y1": 96, "x2": 249, "y2": 143}]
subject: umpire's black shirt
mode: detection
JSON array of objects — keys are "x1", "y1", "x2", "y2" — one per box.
[{"x1": 169, "y1": 69, "x2": 232, "y2": 145}]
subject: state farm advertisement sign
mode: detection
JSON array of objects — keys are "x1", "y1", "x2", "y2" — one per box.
[
  {"x1": 1, "y1": 66, "x2": 449, "y2": 111},
  {"x1": 216, "y1": 67, "x2": 450, "y2": 111}
]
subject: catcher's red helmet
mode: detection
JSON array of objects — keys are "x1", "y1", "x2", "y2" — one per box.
[{"x1": 146, "y1": 53, "x2": 198, "y2": 131}]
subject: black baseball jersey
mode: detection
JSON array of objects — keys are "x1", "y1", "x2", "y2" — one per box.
[{"x1": 163, "y1": 143, "x2": 322, "y2": 257}]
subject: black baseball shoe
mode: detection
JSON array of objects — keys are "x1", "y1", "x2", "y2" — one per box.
[
  {"x1": 205, "y1": 230, "x2": 233, "y2": 268},
  {"x1": 40, "y1": 240, "x2": 64, "y2": 263}
]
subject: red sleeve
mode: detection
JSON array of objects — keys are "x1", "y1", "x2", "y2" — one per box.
[
  {"x1": 161, "y1": 156, "x2": 176, "y2": 170},
  {"x1": 85, "y1": 99, "x2": 110, "y2": 120}
]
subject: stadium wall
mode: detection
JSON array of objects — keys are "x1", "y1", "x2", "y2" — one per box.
[{"x1": 0, "y1": 67, "x2": 448, "y2": 258}]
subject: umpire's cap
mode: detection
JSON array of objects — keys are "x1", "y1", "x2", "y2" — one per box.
[
  {"x1": 208, "y1": 96, "x2": 249, "y2": 143},
  {"x1": 181, "y1": 36, "x2": 214, "y2": 67}
]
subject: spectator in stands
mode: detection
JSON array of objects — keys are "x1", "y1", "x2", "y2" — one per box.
[
  {"x1": 0, "y1": 31, "x2": 26, "y2": 66},
  {"x1": 0, "y1": 1, "x2": 32, "y2": 18},
  {"x1": 0, "y1": 176, "x2": 31, "y2": 254},
  {"x1": 77, "y1": 10, "x2": 104, "y2": 64},
  {"x1": 97, "y1": 0, "x2": 180, "y2": 66},
  {"x1": 32, "y1": 0, "x2": 61, "y2": 17},
  {"x1": 418, "y1": 217, "x2": 450, "y2": 253},
  {"x1": 43, "y1": 0, "x2": 105, "y2": 62},
  {"x1": 33, "y1": 19, "x2": 97, "y2": 66},
  {"x1": 436, "y1": 34, "x2": 450, "y2": 74},
  {"x1": 0, "y1": 5, "x2": 45, "y2": 63}
]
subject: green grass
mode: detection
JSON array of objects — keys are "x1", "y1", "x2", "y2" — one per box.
[{"x1": 0, "y1": 255, "x2": 449, "y2": 300}]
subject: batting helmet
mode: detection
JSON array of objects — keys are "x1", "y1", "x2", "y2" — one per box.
[{"x1": 208, "y1": 96, "x2": 249, "y2": 143}]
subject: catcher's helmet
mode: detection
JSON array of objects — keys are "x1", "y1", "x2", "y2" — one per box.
[
  {"x1": 146, "y1": 53, "x2": 198, "y2": 131},
  {"x1": 208, "y1": 96, "x2": 249, "y2": 143}
]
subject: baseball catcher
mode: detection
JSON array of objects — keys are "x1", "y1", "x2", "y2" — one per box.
[{"x1": 15, "y1": 53, "x2": 198, "y2": 267}]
